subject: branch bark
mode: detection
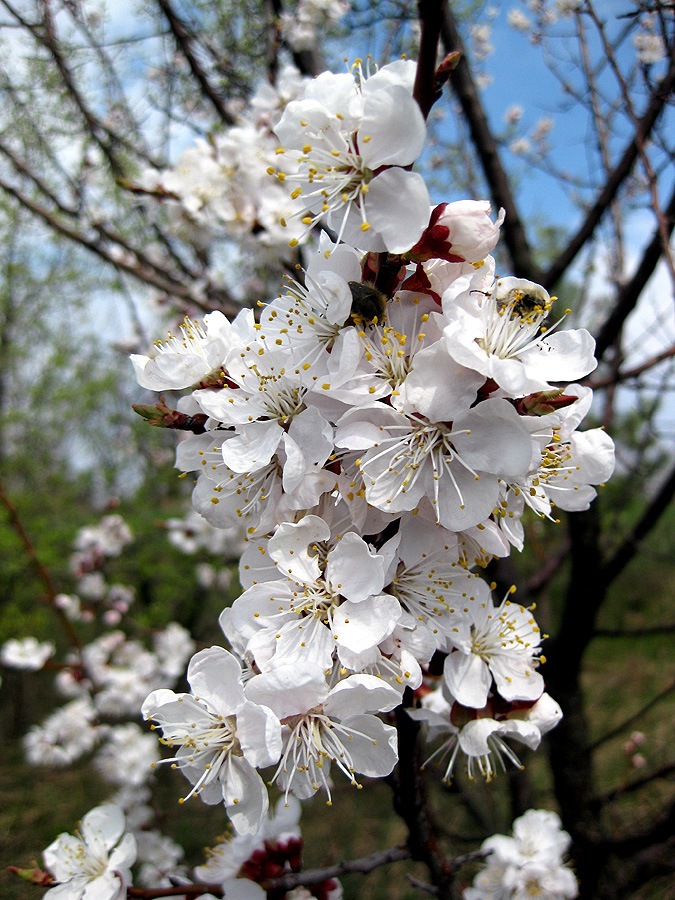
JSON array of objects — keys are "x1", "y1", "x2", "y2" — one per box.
[
  {"x1": 439, "y1": 4, "x2": 536, "y2": 279},
  {"x1": 541, "y1": 51, "x2": 675, "y2": 292}
]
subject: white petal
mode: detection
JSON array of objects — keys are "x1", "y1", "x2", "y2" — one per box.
[
  {"x1": 339, "y1": 714, "x2": 398, "y2": 776},
  {"x1": 366, "y1": 168, "x2": 430, "y2": 253},
  {"x1": 359, "y1": 85, "x2": 426, "y2": 167},
  {"x1": 187, "y1": 647, "x2": 245, "y2": 716},
  {"x1": 326, "y1": 532, "x2": 385, "y2": 602},
  {"x1": 268, "y1": 515, "x2": 330, "y2": 584},
  {"x1": 325, "y1": 674, "x2": 401, "y2": 719},
  {"x1": 221, "y1": 420, "x2": 284, "y2": 473},
  {"x1": 222, "y1": 756, "x2": 269, "y2": 835},
  {"x1": 443, "y1": 651, "x2": 492, "y2": 709},
  {"x1": 334, "y1": 595, "x2": 401, "y2": 655},
  {"x1": 237, "y1": 700, "x2": 282, "y2": 768}
]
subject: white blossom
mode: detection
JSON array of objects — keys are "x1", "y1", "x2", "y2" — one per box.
[
  {"x1": 43, "y1": 804, "x2": 136, "y2": 900},
  {"x1": 1, "y1": 636, "x2": 54, "y2": 670},
  {"x1": 143, "y1": 646, "x2": 282, "y2": 834}
]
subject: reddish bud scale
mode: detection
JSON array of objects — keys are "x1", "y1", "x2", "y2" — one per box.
[
  {"x1": 406, "y1": 203, "x2": 467, "y2": 264},
  {"x1": 401, "y1": 263, "x2": 442, "y2": 304}
]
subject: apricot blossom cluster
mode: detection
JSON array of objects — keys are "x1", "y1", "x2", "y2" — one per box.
[{"x1": 132, "y1": 57, "x2": 614, "y2": 835}]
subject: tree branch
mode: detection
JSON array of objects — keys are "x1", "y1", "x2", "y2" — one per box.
[
  {"x1": 593, "y1": 179, "x2": 675, "y2": 362},
  {"x1": 439, "y1": 4, "x2": 536, "y2": 279},
  {"x1": 413, "y1": 0, "x2": 446, "y2": 120},
  {"x1": 0, "y1": 173, "x2": 240, "y2": 315},
  {"x1": 0, "y1": 475, "x2": 82, "y2": 649},
  {"x1": 388, "y1": 697, "x2": 455, "y2": 900},
  {"x1": 156, "y1": 0, "x2": 235, "y2": 126},
  {"x1": 588, "y1": 679, "x2": 675, "y2": 752},
  {"x1": 266, "y1": 844, "x2": 411, "y2": 892},
  {"x1": 541, "y1": 51, "x2": 675, "y2": 291}
]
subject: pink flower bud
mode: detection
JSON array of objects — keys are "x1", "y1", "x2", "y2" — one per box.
[
  {"x1": 631, "y1": 753, "x2": 647, "y2": 769},
  {"x1": 406, "y1": 201, "x2": 504, "y2": 263}
]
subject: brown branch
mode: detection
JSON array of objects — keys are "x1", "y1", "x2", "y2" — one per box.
[
  {"x1": 439, "y1": 4, "x2": 536, "y2": 279},
  {"x1": 584, "y1": 0, "x2": 675, "y2": 292},
  {"x1": 0, "y1": 475, "x2": 82, "y2": 649},
  {"x1": 156, "y1": 0, "x2": 235, "y2": 126},
  {"x1": 600, "y1": 762, "x2": 675, "y2": 805},
  {"x1": 0, "y1": 173, "x2": 240, "y2": 314},
  {"x1": 388, "y1": 697, "x2": 455, "y2": 900},
  {"x1": 413, "y1": 0, "x2": 446, "y2": 120},
  {"x1": 593, "y1": 168, "x2": 675, "y2": 362},
  {"x1": 594, "y1": 623, "x2": 675, "y2": 637},
  {"x1": 1, "y1": 0, "x2": 161, "y2": 172},
  {"x1": 541, "y1": 50, "x2": 675, "y2": 291},
  {"x1": 588, "y1": 343, "x2": 675, "y2": 389},
  {"x1": 575, "y1": 8, "x2": 626, "y2": 284},
  {"x1": 0, "y1": 139, "x2": 79, "y2": 217},
  {"x1": 266, "y1": 844, "x2": 411, "y2": 892},
  {"x1": 128, "y1": 886, "x2": 221, "y2": 898},
  {"x1": 523, "y1": 540, "x2": 570, "y2": 597},
  {"x1": 126, "y1": 846, "x2": 413, "y2": 898}
]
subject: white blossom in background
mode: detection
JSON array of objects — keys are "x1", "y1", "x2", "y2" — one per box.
[
  {"x1": 633, "y1": 30, "x2": 666, "y2": 65},
  {"x1": 24, "y1": 697, "x2": 100, "y2": 767},
  {"x1": 464, "y1": 808, "x2": 578, "y2": 899},
  {"x1": 507, "y1": 8, "x2": 532, "y2": 33},
  {"x1": 1, "y1": 636, "x2": 54, "y2": 670},
  {"x1": 94, "y1": 723, "x2": 160, "y2": 787},
  {"x1": 135, "y1": 830, "x2": 187, "y2": 889},
  {"x1": 470, "y1": 23, "x2": 494, "y2": 60},
  {"x1": 504, "y1": 104, "x2": 524, "y2": 125},
  {"x1": 280, "y1": 0, "x2": 350, "y2": 52},
  {"x1": 509, "y1": 137, "x2": 531, "y2": 156},
  {"x1": 43, "y1": 804, "x2": 136, "y2": 900}
]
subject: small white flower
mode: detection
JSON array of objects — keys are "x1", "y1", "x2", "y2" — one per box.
[
  {"x1": 633, "y1": 31, "x2": 665, "y2": 65},
  {"x1": 142, "y1": 646, "x2": 282, "y2": 835},
  {"x1": 443, "y1": 274, "x2": 597, "y2": 398},
  {"x1": 43, "y1": 804, "x2": 136, "y2": 900},
  {"x1": 131, "y1": 308, "x2": 253, "y2": 391},
  {"x1": 246, "y1": 665, "x2": 399, "y2": 802},
  {"x1": 507, "y1": 9, "x2": 532, "y2": 32},
  {"x1": 273, "y1": 59, "x2": 430, "y2": 253},
  {"x1": 504, "y1": 105, "x2": 524, "y2": 125},
  {"x1": 94, "y1": 723, "x2": 160, "y2": 787},
  {"x1": 0, "y1": 636, "x2": 54, "y2": 670},
  {"x1": 443, "y1": 588, "x2": 545, "y2": 707},
  {"x1": 464, "y1": 809, "x2": 578, "y2": 900}
]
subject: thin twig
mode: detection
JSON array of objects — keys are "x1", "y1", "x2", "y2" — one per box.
[
  {"x1": 0, "y1": 475, "x2": 82, "y2": 649},
  {"x1": 156, "y1": 0, "x2": 235, "y2": 126},
  {"x1": 541, "y1": 50, "x2": 675, "y2": 291},
  {"x1": 589, "y1": 679, "x2": 675, "y2": 751},
  {"x1": 439, "y1": 5, "x2": 535, "y2": 279},
  {"x1": 267, "y1": 844, "x2": 411, "y2": 892}
]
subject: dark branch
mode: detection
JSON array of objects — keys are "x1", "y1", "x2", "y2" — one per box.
[
  {"x1": 266, "y1": 844, "x2": 411, "y2": 892},
  {"x1": 413, "y1": 0, "x2": 446, "y2": 120},
  {"x1": 439, "y1": 4, "x2": 536, "y2": 278},
  {"x1": 156, "y1": 0, "x2": 235, "y2": 126},
  {"x1": 542, "y1": 51, "x2": 675, "y2": 292},
  {"x1": 593, "y1": 180, "x2": 675, "y2": 361},
  {"x1": 600, "y1": 459, "x2": 675, "y2": 588}
]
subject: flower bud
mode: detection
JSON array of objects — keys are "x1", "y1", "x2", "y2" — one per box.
[{"x1": 406, "y1": 200, "x2": 504, "y2": 263}]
